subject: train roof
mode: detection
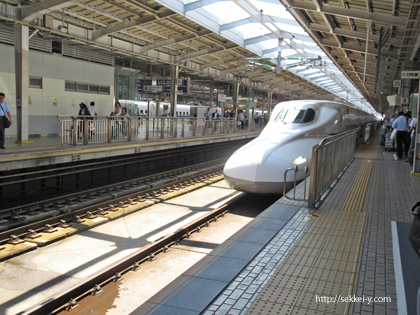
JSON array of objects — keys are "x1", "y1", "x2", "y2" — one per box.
[{"x1": 276, "y1": 99, "x2": 373, "y2": 115}]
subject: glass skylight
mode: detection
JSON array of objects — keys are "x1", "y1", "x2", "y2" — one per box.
[{"x1": 156, "y1": 0, "x2": 374, "y2": 113}]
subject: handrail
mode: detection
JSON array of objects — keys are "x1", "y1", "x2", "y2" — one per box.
[
  {"x1": 56, "y1": 115, "x2": 267, "y2": 146},
  {"x1": 283, "y1": 165, "x2": 309, "y2": 201}
]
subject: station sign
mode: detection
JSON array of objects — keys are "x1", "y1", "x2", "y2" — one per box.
[{"x1": 401, "y1": 71, "x2": 420, "y2": 79}]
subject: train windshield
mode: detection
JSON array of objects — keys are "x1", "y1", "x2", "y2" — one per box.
[{"x1": 275, "y1": 107, "x2": 316, "y2": 124}]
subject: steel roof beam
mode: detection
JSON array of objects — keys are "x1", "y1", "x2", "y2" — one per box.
[
  {"x1": 139, "y1": 30, "x2": 213, "y2": 54},
  {"x1": 283, "y1": 0, "x2": 406, "y2": 26},
  {"x1": 219, "y1": 66, "x2": 250, "y2": 75},
  {"x1": 20, "y1": 0, "x2": 76, "y2": 22},
  {"x1": 92, "y1": 20, "x2": 141, "y2": 41},
  {"x1": 308, "y1": 23, "x2": 399, "y2": 46},
  {"x1": 320, "y1": 40, "x2": 398, "y2": 59},
  {"x1": 220, "y1": 15, "x2": 300, "y2": 31},
  {"x1": 200, "y1": 57, "x2": 240, "y2": 71}
]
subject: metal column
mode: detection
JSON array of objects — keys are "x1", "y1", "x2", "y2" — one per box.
[
  {"x1": 170, "y1": 64, "x2": 179, "y2": 117},
  {"x1": 14, "y1": 24, "x2": 32, "y2": 143},
  {"x1": 267, "y1": 90, "x2": 273, "y2": 116}
]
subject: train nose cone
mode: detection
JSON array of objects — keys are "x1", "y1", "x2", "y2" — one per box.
[{"x1": 223, "y1": 140, "x2": 293, "y2": 194}]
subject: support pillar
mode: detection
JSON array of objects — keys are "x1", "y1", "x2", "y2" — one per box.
[
  {"x1": 170, "y1": 64, "x2": 179, "y2": 117},
  {"x1": 209, "y1": 80, "x2": 214, "y2": 107},
  {"x1": 267, "y1": 90, "x2": 273, "y2": 117},
  {"x1": 14, "y1": 24, "x2": 32, "y2": 143},
  {"x1": 233, "y1": 80, "x2": 240, "y2": 117},
  {"x1": 277, "y1": 38, "x2": 283, "y2": 74},
  {"x1": 249, "y1": 82, "x2": 255, "y2": 101}
]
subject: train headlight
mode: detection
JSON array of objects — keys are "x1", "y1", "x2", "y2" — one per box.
[{"x1": 292, "y1": 156, "x2": 306, "y2": 165}]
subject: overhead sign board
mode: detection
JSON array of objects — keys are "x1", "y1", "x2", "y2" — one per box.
[
  {"x1": 144, "y1": 85, "x2": 163, "y2": 93},
  {"x1": 218, "y1": 94, "x2": 226, "y2": 101},
  {"x1": 401, "y1": 71, "x2": 420, "y2": 79}
]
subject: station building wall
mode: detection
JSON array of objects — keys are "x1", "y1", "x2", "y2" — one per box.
[{"x1": 0, "y1": 44, "x2": 115, "y2": 137}]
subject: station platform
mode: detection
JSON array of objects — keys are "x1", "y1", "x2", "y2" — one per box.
[
  {"x1": 0, "y1": 131, "x2": 259, "y2": 171},
  {"x1": 135, "y1": 131, "x2": 420, "y2": 315}
]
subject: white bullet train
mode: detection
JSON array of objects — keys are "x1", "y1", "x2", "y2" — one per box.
[{"x1": 223, "y1": 100, "x2": 377, "y2": 194}]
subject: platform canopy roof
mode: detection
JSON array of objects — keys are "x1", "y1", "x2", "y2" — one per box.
[{"x1": 1, "y1": 0, "x2": 419, "y2": 113}]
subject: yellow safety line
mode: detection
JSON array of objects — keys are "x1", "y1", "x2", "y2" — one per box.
[{"x1": 341, "y1": 159, "x2": 373, "y2": 212}]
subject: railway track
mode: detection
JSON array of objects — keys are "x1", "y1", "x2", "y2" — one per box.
[
  {"x1": 22, "y1": 192, "x2": 247, "y2": 315},
  {"x1": 0, "y1": 160, "x2": 225, "y2": 260}
]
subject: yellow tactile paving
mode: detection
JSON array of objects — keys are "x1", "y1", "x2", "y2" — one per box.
[
  {"x1": 246, "y1": 210, "x2": 367, "y2": 315},
  {"x1": 341, "y1": 159, "x2": 373, "y2": 212}
]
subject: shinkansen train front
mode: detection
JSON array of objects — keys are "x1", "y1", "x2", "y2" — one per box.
[{"x1": 223, "y1": 100, "x2": 342, "y2": 194}]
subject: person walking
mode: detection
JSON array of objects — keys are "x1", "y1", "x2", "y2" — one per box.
[{"x1": 0, "y1": 92, "x2": 13, "y2": 149}]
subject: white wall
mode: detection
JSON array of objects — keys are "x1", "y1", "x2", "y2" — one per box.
[{"x1": 0, "y1": 44, "x2": 115, "y2": 136}]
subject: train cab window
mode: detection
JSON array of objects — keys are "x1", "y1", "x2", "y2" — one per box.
[
  {"x1": 301, "y1": 108, "x2": 316, "y2": 123},
  {"x1": 275, "y1": 108, "x2": 316, "y2": 124}
]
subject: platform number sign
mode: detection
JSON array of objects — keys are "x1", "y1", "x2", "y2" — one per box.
[{"x1": 393, "y1": 80, "x2": 401, "y2": 88}]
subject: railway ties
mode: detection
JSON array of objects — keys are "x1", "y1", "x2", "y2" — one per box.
[{"x1": 0, "y1": 161, "x2": 226, "y2": 262}]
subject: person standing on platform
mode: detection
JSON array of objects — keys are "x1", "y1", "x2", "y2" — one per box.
[
  {"x1": 409, "y1": 116, "x2": 418, "y2": 152},
  {"x1": 392, "y1": 111, "x2": 408, "y2": 159},
  {"x1": 88, "y1": 101, "x2": 98, "y2": 117},
  {"x1": 87, "y1": 101, "x2": 97, "y2": 137},
  {"x1": 204, "y1": 108, "x2": 210, "y2": 120},
  {"x1": 111, "y1": 102, "x2": 122, "y2": 138},
  {"x1": 121, "y1": 107, "x2": 129, "y2": 138},
  {"x1": 237, "y1": 110, "x2": 245, "y2": 129},
  {"x1": 77, "y1": 102, "x2": 90, "y2": 139},
  {"x1": 390, "y1": 115, "x2": 396, "y2": 124},
  {"x1": 0, "y1": 93, "x2": 12, "y2": 149},
  {"x1": 112, "y1": 102, "x2": 122, "y2": 117}
]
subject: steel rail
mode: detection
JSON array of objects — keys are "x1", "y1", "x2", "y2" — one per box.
[
  {"x1": 0, "y1": 167, "x2": 224, "y2": 246},
  {"x1": 21, "y1": 193, "x2": 245, "y2": 315},
  {"x1": 0, "y1": 159, "x2": 225, "y2": 218}
]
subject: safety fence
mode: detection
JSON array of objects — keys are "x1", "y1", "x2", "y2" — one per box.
[
  {"x1": 283, "y1": 121, "x2": 381, "y2": 208},
  {"x1": 57, "y1": 116, "x2": 266, "y2": 146},
  {"x1": 307, "y1": 128, "x2": 360, "y2": 208}
]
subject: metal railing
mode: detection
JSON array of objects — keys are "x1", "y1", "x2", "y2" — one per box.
[
  {"x1": 308, "y1": 128, "x2": 360, "y2": 208},
  {"x1": 58, "y1": 116, "x2": 266, "y2": 146},
  {"x1": 283, "y1": 166, "x2": 309, "y2": 201}
]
